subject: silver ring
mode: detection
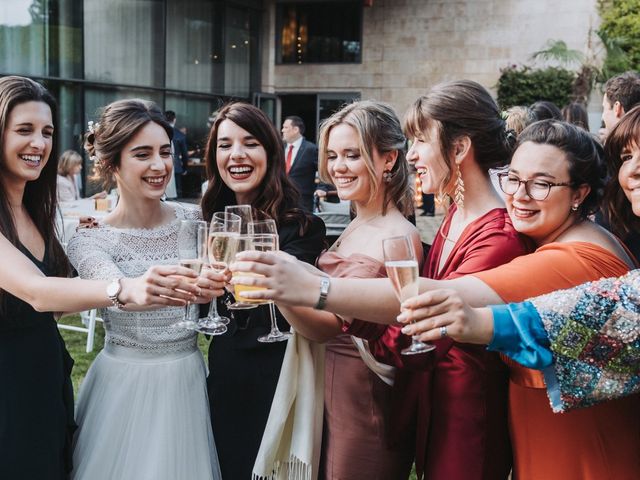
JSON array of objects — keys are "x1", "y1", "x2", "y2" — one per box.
[{"x1": 440, "y1": 326, "x2": 448, "y2": 338}]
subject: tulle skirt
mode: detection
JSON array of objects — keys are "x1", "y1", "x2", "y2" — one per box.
[{"x1": 71, "y1": 344, "x2": 221, "y2": 480}]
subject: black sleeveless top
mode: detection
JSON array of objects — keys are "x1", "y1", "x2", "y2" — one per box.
[{"x1": 0, "y1": 245, "x2": 76, "y2": 479}]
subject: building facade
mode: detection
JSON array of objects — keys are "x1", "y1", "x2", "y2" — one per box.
[
  {"x1": 261, "y1": 0, "x2": 600, "y2": 139},
  {"x1": 2, "y1": 0, "x2": 601, "y2": 183}
]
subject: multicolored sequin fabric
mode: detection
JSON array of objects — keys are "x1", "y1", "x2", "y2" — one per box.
[{"x1": 531, "y1": 270, "x2": 640, "y2": 412}]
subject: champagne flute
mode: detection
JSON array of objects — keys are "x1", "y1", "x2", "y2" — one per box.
[
  {"x1": 245, "y1": 233, "x2": 292, "y2": 343},
  {"x1": 247, "y1": 218, "x2": 291, "y2": 342},
  {"x1": 195, "y1": 212, "x2": 241, "y2": 334},
  {"x1": 171, "y1": 220, "x2": 208, "y2": 329},
  {"x1": 227, "y1": 235, "x2": 260, "y2": 310},
  {"x1": 248, "y1": 219, "x2": 277, "y2": 236},
  {"x1": 383, "y1": 235, "x2": 435, "y2": 355},
  {"x1": 225, "y1": 205, "x2": 254, "y2": 234}
]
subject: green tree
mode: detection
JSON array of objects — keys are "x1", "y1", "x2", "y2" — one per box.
[{"x1": 599, "y1": 0, "x2": 640, "y2": 74}]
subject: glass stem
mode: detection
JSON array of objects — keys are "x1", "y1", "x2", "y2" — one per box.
[
  {"x1": 268, "y1": 303, "x2": 280, "y2": 334},
  {"x1": 207, "y1": 298, "x2": 219, "y2": 320}
]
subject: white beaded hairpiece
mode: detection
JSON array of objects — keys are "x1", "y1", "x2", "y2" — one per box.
[
  {"x1": 87, "y1": 121, "x2": 100, "y2": 164},
  {"x1": 87, "y1": 120, "x2": 100, "y2": 134}
]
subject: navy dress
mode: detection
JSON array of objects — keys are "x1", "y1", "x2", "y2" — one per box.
[
  {"x1": 207, "y1": 216, "x2": 325, "y2": 479},
  {"x1": 0, "y1": 245, "x2": 76, "y2": 479}
]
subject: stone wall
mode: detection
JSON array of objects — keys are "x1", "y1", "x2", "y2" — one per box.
[{"x1": 261, "y1": 0, "x2": 600, "y2": 117}]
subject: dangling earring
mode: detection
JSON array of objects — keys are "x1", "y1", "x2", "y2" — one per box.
[
  {"x1": 453, "y1": 165, "x2": 465, "y2": 208},
  {"x1": 383, "y1": 170, "x2": 393, "y2": 183},
  {"x1": 571, "y1": 204, "x2": 579, "y2": 212}
]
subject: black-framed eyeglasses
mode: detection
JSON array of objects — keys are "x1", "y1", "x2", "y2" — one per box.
[{"x1": 497, "y1": 173, "x2": 573, "y2": 201}]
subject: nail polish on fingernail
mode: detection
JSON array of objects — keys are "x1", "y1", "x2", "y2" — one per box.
[{"x1": 401, "y1": 326, "x2": 410, "y2": 334}]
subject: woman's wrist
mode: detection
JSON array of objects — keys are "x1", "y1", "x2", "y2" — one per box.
[{"x1": 475, "y1": 307, "x2": 495, "y2": 344}]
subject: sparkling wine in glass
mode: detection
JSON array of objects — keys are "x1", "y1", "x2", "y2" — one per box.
[
  {"x1": 172, "y1": 220, "x2": 208, "y2": 329},
  {"x1": 195, "y1": 212, "x2": 241, "y2": 334},
  {"x1": 227, "y1": 235, "x2": 261, "y2": 310},
  {"x1": 383, "y1": 235, "x2": 435, "y2": 355}
]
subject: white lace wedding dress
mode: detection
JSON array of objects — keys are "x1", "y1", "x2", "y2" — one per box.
[{"x1": 67, "y1": 202, "x2": 221, "y2": 480}]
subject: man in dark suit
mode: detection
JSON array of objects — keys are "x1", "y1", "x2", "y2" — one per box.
[
  {"x1": 165, "y1": 110, "x2": 189, "y2": 198},
  {"x1": 281, "y1": 116, "x2": 318, "y2": 211}
]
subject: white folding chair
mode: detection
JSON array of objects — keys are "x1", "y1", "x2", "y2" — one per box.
[
  {"x1": 57, "y1": 310, "x2": 103, "y2": 353},
  {"x1": 55, "y1": 212, "x2": 103, "y2": 353}
]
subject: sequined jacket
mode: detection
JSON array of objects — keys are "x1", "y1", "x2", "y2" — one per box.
[{"x1": 489, "y1": 269, "x2": 640, "y2": 412}]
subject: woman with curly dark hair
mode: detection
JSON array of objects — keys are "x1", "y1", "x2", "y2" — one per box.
[{"x1": 201, "y1": 102, "x2": 325, "y2": 479}]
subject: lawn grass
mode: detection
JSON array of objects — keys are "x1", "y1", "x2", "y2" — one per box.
[{"x1": 58, "y1": 315, "x2": 418, "y2": 479}]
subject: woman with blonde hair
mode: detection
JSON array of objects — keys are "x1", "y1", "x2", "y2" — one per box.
[
  {"x1": 255, "y1": 99, "x2": 419, "y2": 479},
  {"x1": 56, "y1": 149, "x2": 82, "y2": 202}
]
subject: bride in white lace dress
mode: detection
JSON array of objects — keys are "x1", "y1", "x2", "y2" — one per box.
[{"x1": 67, "y1": 99, "x2": 222, "y2": 480}]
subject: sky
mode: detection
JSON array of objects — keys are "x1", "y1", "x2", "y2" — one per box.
[{"x1": 0, "y1": 0, "x2": 34, "y2": 27}]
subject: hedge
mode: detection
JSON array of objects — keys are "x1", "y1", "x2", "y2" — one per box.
[{"x1": 497, "y1": 65, "x2": 575, "y2": 110}]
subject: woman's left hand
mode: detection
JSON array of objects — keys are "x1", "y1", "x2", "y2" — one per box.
[
  {"x1": 396, "y1": 289, "x2": 494, "y2": 344},
  {"x1": 192, "y1": 266, "x2": 230, "y2": 303}
]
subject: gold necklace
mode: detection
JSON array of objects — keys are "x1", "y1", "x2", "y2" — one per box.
[{"x1": 334, "y1": 214, "x2": 382, "y2": 249}]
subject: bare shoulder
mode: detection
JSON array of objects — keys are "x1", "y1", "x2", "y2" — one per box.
[{"x1": 567, "y1": 221, "x2": 635, "y2": 268}]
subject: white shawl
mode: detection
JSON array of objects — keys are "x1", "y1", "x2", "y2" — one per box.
[{"x1": 252, "y1": 331, "x2": 325, "y2": 480}]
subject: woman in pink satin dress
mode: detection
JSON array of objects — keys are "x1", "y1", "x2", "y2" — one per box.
[{"x1": 264, "y1": 100, "x2": 419, "y2": 479}]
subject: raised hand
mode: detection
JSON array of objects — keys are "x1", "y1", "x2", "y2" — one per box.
[
  {"x1": 192, "y1": 265, "x2": 230, "y2": 304},
  {"x1": 396, "y1": 289, "x2": 494, "y2": 345},
  {"x1": 119, "y1": 265, "x2": 200, "y2": 307},
  {"x1": 230, "y1": 250, "x2": 322, "y2": 308}
]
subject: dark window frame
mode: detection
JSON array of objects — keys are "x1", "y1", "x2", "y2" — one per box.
[{"x1": 275, "y1": 1, "x2": 363, "y2": 65}]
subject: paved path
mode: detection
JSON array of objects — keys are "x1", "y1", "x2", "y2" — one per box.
[{"x1": 416, "y1": 213, "x2": 444, "y2": 245}]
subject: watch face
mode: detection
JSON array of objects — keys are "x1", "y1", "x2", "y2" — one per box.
[{"x1": 107, "y1": 281, "x2": 120, "y2": 297}]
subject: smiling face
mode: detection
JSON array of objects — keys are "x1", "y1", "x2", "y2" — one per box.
[
  {"x1": 618, "y1": 142, "x2": 640, "y2": 217},
  {"x1": 406, "y1": 124, "x2": 450, "y2": 195},
  {"x1": 216, "y1": 119, "x2": 268, "y2": 205},
  {"x1": 326, "y1": 123, "x2": 386, "y2": 207},
  {"x1": 113, "y1": 121, "x2": 173, "y2": 201},
  {"x1": 505, "y1": 141, "x2": 585, "y2": 245},
  {"x1": 1, "y1": 101, "x2": 53, "y2": 186}
]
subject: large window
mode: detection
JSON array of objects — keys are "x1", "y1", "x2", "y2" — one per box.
[
  {"x1": 165, "y1": 0, "x2": 224, "y2": 94},
  {"x1": 1, "y1": 0, "x2": 262, "y2": 197},
  {"x1": 277, "y1": 1, "x2": 362, "y2": 64},
  {"x1": 0, "y1": 0, "x2": 83, "y2": 77},
  {"x1": 84, "y1": 0, "x2": 165, "y2": 87}
]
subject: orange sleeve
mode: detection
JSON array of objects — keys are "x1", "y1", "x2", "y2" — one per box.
[{"x1": 472, "y1": 244, "x2": 594, "y2": 303}]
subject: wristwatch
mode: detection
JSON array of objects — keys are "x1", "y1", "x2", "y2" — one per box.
[
  {"x1": 106, "y1": 278, "x2": 125, "y2": 309},
  {"x1": 314, "y1": 277, "x2": 331, "y2": 310}
]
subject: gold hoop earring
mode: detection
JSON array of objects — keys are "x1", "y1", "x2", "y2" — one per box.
[{"x1": 454, "y1": 165, "x2": 465, "y2": 208}]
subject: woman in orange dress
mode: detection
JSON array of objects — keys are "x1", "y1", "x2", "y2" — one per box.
[{"x1": 399, "y1": 120, "x2": 640, "y2": 479}]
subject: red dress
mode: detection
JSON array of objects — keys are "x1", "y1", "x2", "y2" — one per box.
[{"x1": 347, "y1": 205, "x2": 531, "y2": 479}]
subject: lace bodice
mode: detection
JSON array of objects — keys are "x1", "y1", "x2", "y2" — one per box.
[{"x1": 67, "y1": 202, "x2": 201, "y2": 354}]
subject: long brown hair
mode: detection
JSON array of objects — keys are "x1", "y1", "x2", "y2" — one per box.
[
  {"x1": 317, "y1": 100, "x2": 413, "y2": 216},
  {"x1": 604, "y1": 104, "x2": 640, "y2": 237},
  {"x1": 201, "y1": 102, "x2": 309, "y2": 232},
  {"x1": 0, "y1": 76, "x2": 71, "y2": 309}
]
